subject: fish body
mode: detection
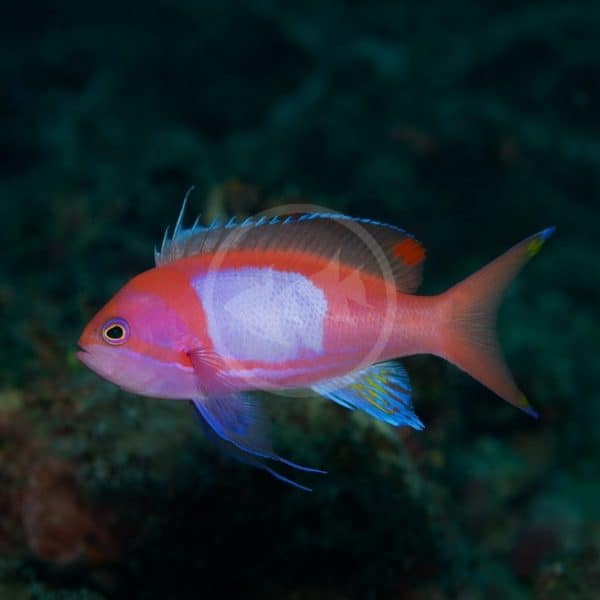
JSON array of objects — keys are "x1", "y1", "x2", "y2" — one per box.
[{"x1": 78, "y1": 201, "x2": 554, "y2": 489}]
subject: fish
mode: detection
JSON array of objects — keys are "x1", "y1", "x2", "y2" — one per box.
[{"x1": 77, "y1": 193, "x2": 554, "y2": 490}]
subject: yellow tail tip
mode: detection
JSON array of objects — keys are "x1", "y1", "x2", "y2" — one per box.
[
  {"x1": 527, "y1": 226, "x2": 556, "y2": 258},
  {"x1": 517, "y1": 394, "x2": 539, "y2": 419}
]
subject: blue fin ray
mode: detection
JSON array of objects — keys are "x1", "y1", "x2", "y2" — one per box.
[
  {"x1": 188, "y1": 346, "x2": 325, "y2": 475},
  {"x1": 313, "y1": 361, "x2": 424, "y2": 430},
  {"x1": 191, "y1": 404, "x2": 317, "y2": 491},
  {"x1": 191, "y1": 395, "x2": 326, "y2": 490}
]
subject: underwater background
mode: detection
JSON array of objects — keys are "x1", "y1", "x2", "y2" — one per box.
[{"x1": 1, "y1": 1, "x2": 598, "y2": 598}]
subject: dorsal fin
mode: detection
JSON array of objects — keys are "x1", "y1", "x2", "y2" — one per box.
[{"x1": 155, "y1": 200, "x2": 426, "y2": 293}]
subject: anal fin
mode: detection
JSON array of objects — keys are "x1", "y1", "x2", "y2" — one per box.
[{"x1": 313, "y1": 361, "x2": 424, "y2": 430}]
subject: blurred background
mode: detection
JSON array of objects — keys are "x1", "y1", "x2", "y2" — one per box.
[{"x1": 0, "y1": 1, "x2": 598, "y2": 598}]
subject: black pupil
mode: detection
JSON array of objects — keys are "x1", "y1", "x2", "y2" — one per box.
[{"x1": 106, "y1": 325, "x2": 124, "y2": 340}]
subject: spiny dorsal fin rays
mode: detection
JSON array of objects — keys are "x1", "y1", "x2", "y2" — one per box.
[
  {"x1": 155, "y1": 193, "x2": 426, "y2": 293},
  {"x1": 173, "y1": 186, "x2": 195, "y2": 239},
  {"x1": 154, "y1": 226, "x2": 171, "y2": 265},
  {"x1": 155, "y1": 187, "x2": 209, "y2": 267}
]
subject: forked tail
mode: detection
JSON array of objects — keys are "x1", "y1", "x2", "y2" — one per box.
[{"x1": 436, "y1": 228, "x2": 555, "y2": 417}]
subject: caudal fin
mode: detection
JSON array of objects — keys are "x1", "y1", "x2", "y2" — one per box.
[{"x1": 437, "y1": 228, "x2": 555, "y2": 417}]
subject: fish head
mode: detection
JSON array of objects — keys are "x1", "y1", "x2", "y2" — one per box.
[{"x1": 77, "y1": 268, "x2": 198, "y2": 399}]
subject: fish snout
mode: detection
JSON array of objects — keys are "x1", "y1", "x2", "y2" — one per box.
[{"x1": 76, "y1": 340, "x2": 92, "y2": 364}]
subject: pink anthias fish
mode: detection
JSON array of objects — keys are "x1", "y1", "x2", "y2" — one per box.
[{"x1": 78, "y1": 196, "x2": 554, "y2": 489}]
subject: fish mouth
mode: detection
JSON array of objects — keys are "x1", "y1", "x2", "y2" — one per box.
[
  {"x1": 76, "y1": 344, "x2": 118, "y2": 380},
  {"x1": 76, "y1": 343, "x2": 89, "y2": 362},
  {"x1": 76, "y1": 344, "x2": 107, "y2": 379}
]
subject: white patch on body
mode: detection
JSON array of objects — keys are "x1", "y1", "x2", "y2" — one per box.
[{"x1": 193, "y1": 268, "x2": 327, "y2": 362}]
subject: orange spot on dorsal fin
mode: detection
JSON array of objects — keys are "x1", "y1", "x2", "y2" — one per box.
[{"x1": 393, "y1": 238, "x2": 426, "y2": 266}]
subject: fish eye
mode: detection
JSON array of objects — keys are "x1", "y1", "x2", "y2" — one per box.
[{"x1": 101, "y1": 318, "x2": 129, "y2": 345}]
